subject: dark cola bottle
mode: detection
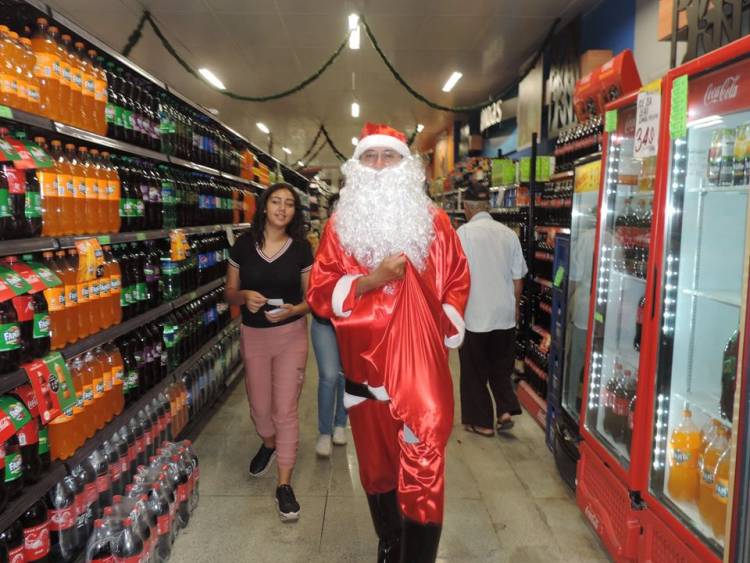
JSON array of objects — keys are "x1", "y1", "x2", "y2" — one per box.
[
  {"x1": 47, "y1": 478, "x2": 78, "y2": 562},
  {"x1": 102, "y1": 440, "x2": 123, "y2": 498},
  {"x1": 16, "y1": 414, "x2": 42, "y2": 485},
  {"x1": 89, "y1": 449, "x2": 112, "y2": 513},
  {"x1": 0, "y1": 521, "x2": 24, "y2": 563},
  {"x1": 21, "y1": 498, "x2": 50, "y2": 562},
  {"x1": 114, "y1": 517, "x2": 144, "y2": 563},
  {"x1": 118, "y1": 424, "x2": 138, "y2": 483},
  {"x1": 86, "y1": 519, "x2": 117, "y2": 563},
  {"x1": 4, "y1": 434, "x2": 24, "y2": 500}
]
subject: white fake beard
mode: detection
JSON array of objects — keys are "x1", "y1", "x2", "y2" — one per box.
[{"x1": 334, "y1": 156, "x2": 435, "y2": 272}]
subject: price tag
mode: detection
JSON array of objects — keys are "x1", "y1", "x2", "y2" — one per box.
[
  {"x1": 670, "y1": 75, "x2": 688, "y2": 139},
  {"x1": 604, "y1": 110, "x2": 618, "y2": 133},
  {"x1": 634, "y1": 87, "x2": 661, "y2": 159},
  {"x1": 0, "y1": 105, "x2": 13, "y2": 119},
  {"x1": 553, "y1": 266, "x2": 566, "y2": 288},
  {"x1": 594, "y1": 312, "x2": 604, "y2": 323}
]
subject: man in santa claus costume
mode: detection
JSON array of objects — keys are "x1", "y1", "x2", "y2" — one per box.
[{"x1": 307, "y1": 123, "x2": 469, "y2": 562}]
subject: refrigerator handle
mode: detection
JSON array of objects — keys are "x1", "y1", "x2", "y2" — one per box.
[{"x1": 650, "y1": 265, "x2": 658, "y2": 319}]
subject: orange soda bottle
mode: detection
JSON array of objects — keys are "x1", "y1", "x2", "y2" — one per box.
[
  {"x1": 698, "y1": 425, "x2": 728, "y2": 524},
  {"x1": 64, "y1": 143, "x2": 86, "y2": 228},
  {"x1": 88, "y1": 50, "x2": 107, "y2": 135},
  {"x1": 103, "y1": 343, "x2": 124, "y2": 416},
  {"x1": 41, "y1": 251, "x2": 66, "y2": 349},
  {"x1": 49, "y1": 140, "x2": 73, "y2": 236},
  {"x1": 103, "y1": 245, "x2": 122, "y2": 325},
  {"x1": 69, "y1": 248, "x2": 91, "y2": 339},
  {"x1": 34, "y1": 136, "x2": 60, "y2": 236},
  {"x1": 0, "y1": 26, "x2": 17, "y2": 109},
  {"x1": 8, "y1": 32, "x2": 29, "y2": 112},
  {"x1": 69, "y1": 356, "x2": 90, "y2": 441},
  {"x1": 56, "y1": 250, "x2": 78, "y2": 344},
  {"x1": 667, "y1": 408, "x2": 701, "y2": 503},
  {"x1": 48, "y1": 26, "x2": 71, "y2": 124},
  {"x1": 89, "y1": 149, "x2": 108, "y2": 234},
  {"x1": 75, "y1": 355, "x2": 96, "y2": 438},
  {"x1": 19, "y1": 38, "x2": 41, "y2": 116},
  {"x1": 74, "y1": 41, "x2": 95, "y2": 132},
  {"x1": 84, "y1": 350, "x2": 105, "y2": 429},
  {"x1": 101, "y1": 152, "x2": 121, "y2": 233},
  {"x1": 30, "y1": 18, "x2": 60, "y2": 120},
  {"x1": 77, "y1": 146, "x2": 96, "y2": 234},
  {"x1": 711, "y1": 440, "x2": 732, "y2": 539},
  {"x1": 60, "y1": 34, "x2": 83, "y2": 127},
  {"x1": 94, "y1": 346, "x2": 113, "y2": 422}
]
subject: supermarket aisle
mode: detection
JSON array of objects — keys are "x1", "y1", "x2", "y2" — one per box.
[{"x1": 170, "y1": 345, "x2": 609, "y2": 563}]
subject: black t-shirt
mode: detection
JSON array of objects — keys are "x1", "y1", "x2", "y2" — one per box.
[{"x1": 228, "y1": 233, "x2": 313, "y2": 328}]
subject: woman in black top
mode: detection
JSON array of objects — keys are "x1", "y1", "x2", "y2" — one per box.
[{"x1": 225, "y1": 183, "x2": 312, "y2": 522}]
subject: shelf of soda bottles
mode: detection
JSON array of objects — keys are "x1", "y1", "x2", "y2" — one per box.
[{"x1": 0, "y1": 460, "x2": 67, "y2": 535}]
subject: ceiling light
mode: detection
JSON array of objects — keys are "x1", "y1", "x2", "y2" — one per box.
[
  {"x1": 416, "y1": 123, "x2": 424, "y2": 133},
  {"x1": 256, "y1": 122, "x2": 270, "y2": 134},
  {"x1": 282, "y1": 147, "x2": 292, "y2": 155},
  {"x1": 207, "y1": 107, "x2": 220, "y2": 115},
  {"x1": 198, "y1": 68, "x2": 226, "y2": 90},
  {"x1": 348, "y1": 14, "x2": 360, "y2": 50},
  {"x1": 351, "y1": 137, "x2": 358, "y2": 146},
  {"x1": 297, "y1": 160, "x2": 304, "y2": 167},
  {"x1": 442, "y1": 71, "x2": 463, "y2": 92},
  {"x1": 351, "y1": 102, "x2": 360, "y2": 118}
]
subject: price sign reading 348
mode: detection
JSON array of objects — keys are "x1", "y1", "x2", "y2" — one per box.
[{"x1": 634, "y1": 87, "x2": 661, "y2": 159}]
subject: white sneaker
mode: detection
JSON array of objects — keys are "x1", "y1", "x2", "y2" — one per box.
[
  {"x1": 316, "y1": 434, "x2": 332, "y2": 458},
  {"x1": 332, "y1": 426, "x2": 347, "y2": 446}
]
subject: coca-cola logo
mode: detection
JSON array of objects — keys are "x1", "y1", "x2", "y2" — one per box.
[
  {"x1": 704, "y1": 75, "x2": 740, "y2": 106},
  {"x1": 50, "y1": 507, "x2": 76, "y2": 530}
]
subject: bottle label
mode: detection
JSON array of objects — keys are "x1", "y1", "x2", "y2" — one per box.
[
  {"x1": 66, "y1": 176, "x2": 76, "y2": 199},
  {"x1": 157, "y1": 513, "x2": 170, "y2": 536},
  {"x1": 715, "y1": 478, "x2": 729, "y2": 504},
  {"x1": 77, "y1": 178, "x2": 87, "y2": 199},
  {"x1": 27, "y1": 84, "x2": 41, "y2": 106},
  {"x1": 100, "y1": 276, "x2": 111, "y2": 295},
  {"x1": 95, "y1": 379, "x2": 104, "y2": 396},
  {"x1": 178, "y1": 482, "x2": 189, "y2": 503},
  {"x1": 84, "y1": 481, "x2": 97, "y2": 506},
  {"x1": 123, "y1": 109, "x2": 134, "y2": 131},
  {"x1": 33, "y1": 52, "x2": 58, "y2": 78},
  {"x1": 95, "y1": 78, "x2": 107, "y2": 103},
  {"x1": 73, "y1": 70, "x2": 83, "y2": 90},
  {"x1": 84, "y1": 76, "x2": 95, "y2": 97},
  {"x1": 38, "y1": 427, "x2": 49, "y2": 455},
  {"x1": 114, "y1": 105, "x2": 125, "y2": 128},
  {"x1": 83, "y1": 386, "x2": 93, "y2": 404},
  {"x1": 66, "y1": 284, "x2": 78, "y2": 307},
  {"x1": 17, "y1": 421, "x2": 38, "y2": 446},
  {"x1": 5, "y1": 451, "x2": 22, "y2": 481},
  {"x1": 33, "y1": 312, "x2": 51, "y2": 339},
  {"x1": 672, "y1": 449, "x2": 691, "y2": 466},
  {"x1": 61, "y1": 64, "x2": 72, "y2": 87},
  {"x1": 702, "y1": 467, "x2": 715, "y2": 485},
  {"x1": 6, "y1": 168, "x2": 26, "y2": 194},
  {"x1": 91, "y1": 279, "x2": 100, "y2": 301},
  {"x1": 127, "y1": 370, "x2": 138, "y2": 392},
  {"x1": 136, "y1": 282, "x2": 147, "y2": 302},
  {"x1": 49, "y1": 505, "x2": 76, "y2": 532},
  {"x1": 96, "y1": 473, "x2": 111, "y2": 493},
  {"x1": 114, "y1": 367, "x2": 124, "y2": 383},
  {"x1": 135, "y1": 199, "x2": 145, "y2": 217},
  {"x1": 85, "y1": 177, "x2": 98, "y2": 200},
  {"x1": 0, "y1": 187, "x2": 9, "y2": 218},
  {"x1": 8, "y1": 545, "x2": 23, "y2": 563},
  {"x1": 109, "y1": 460, "x2": 121, "y2": 482},
  {"x1": 23, "y1": 520, "x2": 51, "y2": 560},
  {"x1": 120, "y1": 197, "x2": 135, "y2": 218},
  {"x1": 78, "y1": 281, "x2": 89, "y2": 304},
  {"x1": 24, "y1": 190, "x2": 42, "y2": 218},
  {"x1": 105, "y1": 103, "x2": 116, "y2": 125},
  {"x1": 0, "y1": 323, "x2": 21, "y2": 351},
  {"x1": 38, "y1": 170, "x2": 57, "y2": 197}
]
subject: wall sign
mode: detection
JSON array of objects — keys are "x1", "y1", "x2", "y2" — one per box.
[
  {"x1": 547, "y1": 22, "x2": 580, "y2": 138},
  {"x1": 679, "y1": 0, "x2": 750, "y2": 62},
  {"x1": 480, "y1": 101, "x2": 503, "y2": 133}
]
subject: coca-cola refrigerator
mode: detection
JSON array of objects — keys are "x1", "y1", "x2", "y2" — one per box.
[
  {"x1": 635, "y1": 35, "x2": 750, "y2": 563},
  {"x1": 576, "y1": 80, "x2": 665, "y2": 561}
]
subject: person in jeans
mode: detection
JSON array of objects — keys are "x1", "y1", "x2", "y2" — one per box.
[
  {"x1": 311, "y1": 195, "x2": 348, "y2": 457},
  {"x1": 457, "y1": 182, "x2": 527, "y2": 436},
  {"x1": 224, "y1": 182, "x2": 312, "y2": 522}
]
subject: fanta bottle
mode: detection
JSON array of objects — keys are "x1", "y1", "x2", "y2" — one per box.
[
  {"x1": 8, "y1": 32, "x2": 29, "y2": 112},
  {"x1": 19, "y1": 38, "x2": 40, "y2": 116},
  {"x1": 100, "y1": 152, "x2": 121, "y2": 233},
  {"x1": 74, "y1": 41, "x2": 95, "y2": 132},
  {"x1": 56, "y1": 250, "x2": 78, "y2": 343},
  {"x1": 41, "y1": 251, "x2": 66, "y2": 349},
  {"x1": 0, "y1": 26, "x2": 18, "y2": 109},
  {"x1": 667, "y1": 409, "x2": 701, "y2": 503},
  {"x1": 60, "y1": 34, "x2": 83, "y2": 128},
  {"x1": 48, "y1": 26, "x2": 71, "y2": 124},
  {"x1": 711, "y1": 441, "x2": 732, "y2": 539},
  {"x1": 88, "y1": 50, "x2": 107, "y2": 135},
  {"x1": 30, "y1": 18, "x2": 61, "y2": 120},
  {"x1": 34, "y1": 136, "x2": 60, "y2": 236},
  {"x1": 64, "y1": 143, "x2": 85, "y2": 226},
  {"x1": 89, "y1": 149, "x2": 107, "y2": 234},
  {"x1": 698, "y1": 426, "x2": 728, "y2": 524}
]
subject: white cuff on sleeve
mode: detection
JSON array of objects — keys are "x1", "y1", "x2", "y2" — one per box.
[
  {"x1": 443, "y1": 303, "x2": 465, "y2": 348},
  {"x1": 332, "y1": 274, "x2": 364, "y2": 318}
]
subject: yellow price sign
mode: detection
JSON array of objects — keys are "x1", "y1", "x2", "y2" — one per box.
[{"x1": 574, "y1": 159, "x2": 602, "y2": 194}]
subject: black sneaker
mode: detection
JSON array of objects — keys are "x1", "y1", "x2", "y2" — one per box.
[
  {"x1": 248, "y1": 445, "x2": 276, "y2": 477},
  {"x1": 275, "y1": 484, "x2": 300, "y2": 522}
]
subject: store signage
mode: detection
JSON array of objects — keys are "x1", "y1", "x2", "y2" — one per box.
[
  {"x1": 547, "y1": 22, "x2": 580, "y2": 138},
  {"x1": 683, "y1": 0, "x2": 749, "y2": 63},
  {"x1": 574, "y1": 159, "x2": 602, "y2": 193},
  {"x1": 634, "y1": 83, "x2": 661, "y2": 159},
  {"x1": 688, "y1": 56, "x2": 750, "y2": 121},
  {"x1": 480, "y1": 101, "x2": 503, "y2": 133}
]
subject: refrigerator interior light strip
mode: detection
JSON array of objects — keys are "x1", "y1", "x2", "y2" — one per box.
[{"x1": 688, "y1": 114, "x2": 723, "y2": 128}]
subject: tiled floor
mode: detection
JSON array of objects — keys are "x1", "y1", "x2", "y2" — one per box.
[{"x1": 170, "y1": 346, "x2": 610, "y2": 563}]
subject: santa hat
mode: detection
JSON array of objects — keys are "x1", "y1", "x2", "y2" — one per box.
[{"x1": 352, "y1": 122, "x2": 410, "y2": 160}]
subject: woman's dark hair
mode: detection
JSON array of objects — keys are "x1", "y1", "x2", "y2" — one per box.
[{"x1": 250, "y1": 182, "x2": 305, "y2": 248}]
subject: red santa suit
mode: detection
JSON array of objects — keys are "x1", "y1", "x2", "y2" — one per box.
[{"x1": 307, "y1": 207, "x2": 469, "y2": 524}]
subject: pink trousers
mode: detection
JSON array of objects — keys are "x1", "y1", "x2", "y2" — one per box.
[{"x1": 240, "y1": 318, "x2": 308, "y2": 468}]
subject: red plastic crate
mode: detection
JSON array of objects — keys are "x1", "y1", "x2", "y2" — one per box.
[
  {"x1": 637, "y1": 507, "x2": 714, "y2": 563},
  {"x1": 577, "y1": 442, "x2": 640, "y2": 562}
]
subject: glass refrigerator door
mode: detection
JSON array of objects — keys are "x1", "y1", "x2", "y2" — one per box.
[
  {"x1": 563, "y1": 158, "x2": 601, "y2": 422},
  {"x1": 649, "y1": 63, "x2": 750, "y2": 557},
  {"x1": 584, "y1": 104, "x2": 656, "y2": 469}
]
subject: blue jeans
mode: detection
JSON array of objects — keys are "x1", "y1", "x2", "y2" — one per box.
[{"x1": 311, "y1": 317, "x2": 348, "y2": 435}]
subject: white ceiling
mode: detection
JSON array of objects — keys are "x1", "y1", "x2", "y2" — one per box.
[{"x1": 45, "y1": 0, "x2": 597, "y2": 174}]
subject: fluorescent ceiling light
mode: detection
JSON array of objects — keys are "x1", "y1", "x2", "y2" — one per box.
[
  {"x1": 351, "y1": 137, "x2": 359, "y2": 146},
  {"x1": 282, "y1": 147, "x2": 292, "y2": 155},
  {"x1": 442, "y1": 71, "x2": 463, "y2": 92},
  {"x1": 297, "y1": 160, "x2": 305, "y2": 166},
  {"x1": 348, "y1": 14, "x2": 360, "y2": 49},
  {"x1": 416, "y1": 123, "x2": 424, "y2": 133},
  {"x1": 198, "y1": 68, "x2": 226, "y2": 90},
  {"x1": 256, "y1": 122, "x2": 270, "y2": 134},
  {"x1": 351, "y1": 102, "x2": 360, "y2": 118}
]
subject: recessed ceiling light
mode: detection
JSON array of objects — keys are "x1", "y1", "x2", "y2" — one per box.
[
  {"x1": 297, "y1": 160, "x2": 305, "y2": 166},
  {"x1": 351, "y1": 137, "x2": 358, "y2": 146},
  {"x1": 282, "y1": 147, "x2": 292, "y2": 155},
  {"x1": 351, "y1": 102, "x2": 360, "y2": 118},
  {"x1": 442, "y1": 71, "x2": 463, "y2": 92},
  {"x1": 348, "y1": 14, "x2": 360, "y2": 50},
  {"x1": 198, "y1": 68, "x2": 226, "y2": 90},
  {"x1": 256, "y1": 122, "x2": 270, "y2": 134},
  {"x1": 417, "y1": 123, "x2": 424, "y2": 132}
]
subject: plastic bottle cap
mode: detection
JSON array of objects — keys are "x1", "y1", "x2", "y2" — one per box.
[{"x1": 20, "y1": 38, "x2": 31, "y2": 46}]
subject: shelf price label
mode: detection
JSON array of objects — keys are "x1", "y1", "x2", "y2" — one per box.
[
  {"x1": 670, "y1": 74, "x2": 688, "y2": 139},
  {"x1": 634, "y1": 84, "x2": 661, "y2": 158}
]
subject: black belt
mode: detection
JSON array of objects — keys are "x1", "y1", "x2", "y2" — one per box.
[{"x1": 345, "y1": 379, "x2": 378, "y2": 400}]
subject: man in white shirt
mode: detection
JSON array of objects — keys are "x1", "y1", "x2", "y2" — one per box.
[{"x1": 456, "y1": 183, "x2": 528, "y2": 435}]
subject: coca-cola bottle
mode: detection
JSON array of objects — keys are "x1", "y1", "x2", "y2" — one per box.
[
  {"x1": 64, "y1": 473, "x2": 86, "y2": 554},
  {"x1": 72, "y1": 462, "x2": 99, "y2": 532},
  {"x1": 118, "y1": 424, "x2": 137, "y2": 482},
  {"x1": 89, "y1": 449, "x2": 112, "y2": 513},
  {"x1": 109, "y1": 432, "x2": 130, "y2": 492},
  {"x1": 634, "y1": 295, "x2": 646, "y2": 351},
  {"x1": 84, "y1": 519, "x2": 116, "y2": 563},
  {"x1": 0, "y1": 520, "x2": 24, "y2": 563},
  {"x1": 101, "y1": 441, "x2": 122, "y2": 498},
  {"x1": 46, "y1": 479, "x2": 77, "y2": 562},
  {"x1": 21, "y1": 498, "x2": 50, "y2": 562},
  {"x1": 147, "y1": 482, "x2": 171, "y2": 560},
  {"x1": 613, "y1": 371, "x2": 632, "y2": 444},
  {"x1": 114, "y1": 517, "x2": 144, "y2": 563}
]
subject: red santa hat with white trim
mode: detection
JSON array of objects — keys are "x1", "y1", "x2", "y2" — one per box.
[{"x1": 351, "y1": 122, "x2": 411, "y2": 160}]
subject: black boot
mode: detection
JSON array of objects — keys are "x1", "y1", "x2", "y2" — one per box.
[
  {"x1": 399, "y1": 518, "x2": 441, "y2": 563},
  {"x1": 366, "y1": 490, "x2": 402, "y2": 563}
]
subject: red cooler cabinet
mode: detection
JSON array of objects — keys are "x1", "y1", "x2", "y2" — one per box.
[{"x1": 579, "y1": 34, "x2": 750, "y2": 563}]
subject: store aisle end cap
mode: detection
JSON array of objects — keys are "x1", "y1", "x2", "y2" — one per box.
[{"x1": 352, "y1": 122, "x2": 410, "y2": 160}]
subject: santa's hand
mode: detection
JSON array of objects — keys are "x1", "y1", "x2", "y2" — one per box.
[
  {"x1": 265, "y1": 303, "x2": 296, "y2": 323},
  {"x1": 245, "y1": 291, "x2": 268, "y2": 313},
  {"x1": 375, "y1": 254, "x2": 407, "y2": 284}
]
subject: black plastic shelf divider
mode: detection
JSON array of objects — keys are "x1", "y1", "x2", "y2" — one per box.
[
  {"x1": 0, "y1": 461, "x2": 68, "y2": 532},
  {"x1": 0, "y1": 236, "x2": 58, "y2": 257},
  {"x1": 167, "y1": 156, "x2": 221, "y2": 177},
  {"x1": 0, "y1": 105, "x2": 54, "y2": 131},
  {"x1": 0, "y1": 369, "x2": 31, "y2": 396},
  {"x1": 61, "y1": 316, "x2": 240, "y2": 470},
  {"x1": 169, "y1": 277, "x2": 225, "y2": 312},
  {"x1": 53, "y1": 122, "x2": 169, "y2": 163}
]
